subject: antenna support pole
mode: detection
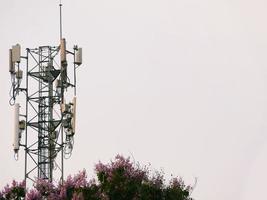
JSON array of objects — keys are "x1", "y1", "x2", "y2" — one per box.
[{"x1": 59, "y1": 3, "x2": 63, "y2": 40}]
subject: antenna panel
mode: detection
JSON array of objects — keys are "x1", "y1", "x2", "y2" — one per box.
[
  {"x1": 13, "y1": 103, "x2": 20, "y2": 152},
  {"x1": 75, "y1": 48, "x2": 82, "y2": 65},
  {"x1": 12, "y1": 44, "x2": 21, "y2": 63},
  {"x1": 60, "y1": 39, "x2": 67, "y2": 63},
  {"x1": 9, "y1": 49, "x2": 15, "y2": 73}
]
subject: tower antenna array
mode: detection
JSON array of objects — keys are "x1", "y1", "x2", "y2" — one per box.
[{"x1": 8, "y1": 2, "x2": 83, "y2": 185}]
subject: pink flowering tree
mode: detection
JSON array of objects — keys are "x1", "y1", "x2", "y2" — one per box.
[
  {"x1": 1, "y1": 155, "x2": 194, "y2": 200},
  {"x1": 0, "y1": 180, "x2": 26, "y2": 200}
]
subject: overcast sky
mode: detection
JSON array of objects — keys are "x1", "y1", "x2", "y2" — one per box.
[{"x1": 1, "y1": 0, "x2": 267, "y2": 199}]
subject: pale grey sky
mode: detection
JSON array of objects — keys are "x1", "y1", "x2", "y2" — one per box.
[{"x1": 1, "y1": 0, "x2": 267, "y2": 199}]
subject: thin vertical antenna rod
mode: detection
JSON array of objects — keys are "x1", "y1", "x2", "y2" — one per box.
[{"x1": 59, "y1": 1, "x2": 63, "y2": 40}]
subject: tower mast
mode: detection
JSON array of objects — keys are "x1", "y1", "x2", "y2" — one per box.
[{"x1": 8, "y1": 2, "x2": 83, "y2": 184}]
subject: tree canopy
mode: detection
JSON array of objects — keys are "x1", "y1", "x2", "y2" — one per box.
[{"x1": 0, "y1": 155, "x2": 194, "y2": 200}]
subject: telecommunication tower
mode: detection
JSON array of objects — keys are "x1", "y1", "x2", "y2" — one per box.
[{"x1": 8, "y1": 3, "x2": 82, "y2": 184}]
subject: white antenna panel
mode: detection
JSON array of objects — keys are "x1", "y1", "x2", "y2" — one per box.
[
  {"x1": 9, "y1": 49, "x2": 15, "y2": 73},
  {"x1": 12, "y1": 44, "x2": 21, "y2": 63},
  {"x1": 71, "y1": 97, "x2": 77, "y2": 134},
  {"x1": 13, "y1": 103, "x2": 20, "y2": 152},
  {"x1": 60, "y1": 38, "x2": 67, "y2": 63},
  {"x1": 75, "y1": 48, "x2": 82, "y2": 65}
]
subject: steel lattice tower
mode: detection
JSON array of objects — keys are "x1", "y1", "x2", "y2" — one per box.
[{"x1": 8, "y1": 4, "x2": 82, "y2": 185}]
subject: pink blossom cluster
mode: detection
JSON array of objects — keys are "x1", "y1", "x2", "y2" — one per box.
[
  {"x1": 95, "y1": 154, "x2": 147, "y2": 183},
  {"x1": 0, "y1": 180, "x2": 25, "y2": 199},
  {"x1": 0, "y1": 155, "x2": 194, "y2": 200},
  {"x1": 64, "y1": 169, "x2": 90, "y2": 189},
  {"x1": 169, "y1": 177, "x2": 193, "y2": 194}
]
